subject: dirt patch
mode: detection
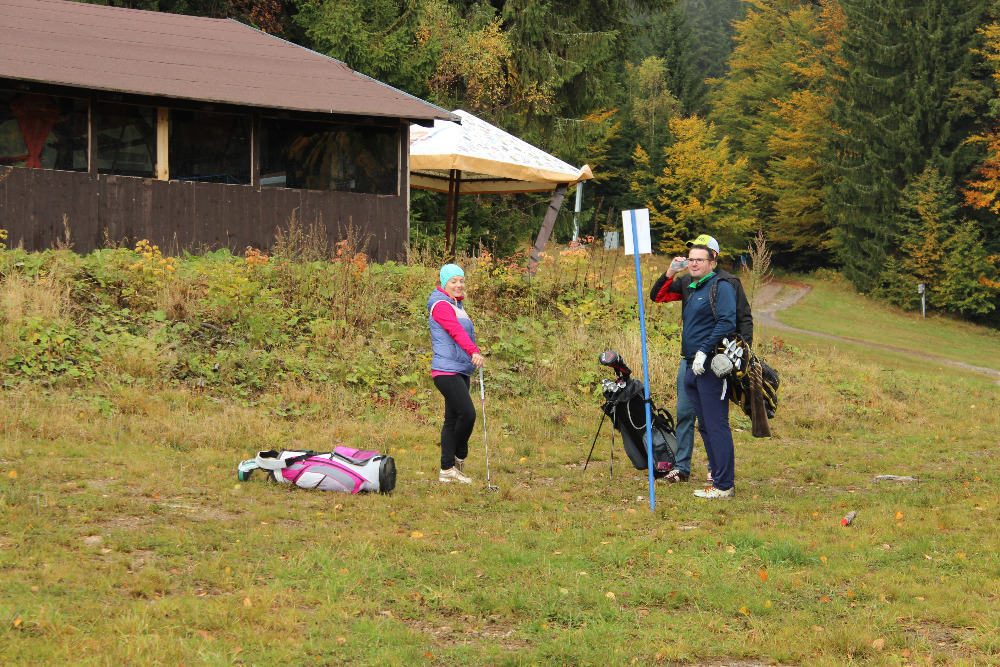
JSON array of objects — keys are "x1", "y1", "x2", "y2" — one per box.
[
  {"x1": 900, "y1": 620, "x2": 980, "y2": 663},
  {"x1": 394, "y1": 616, "x2": 529, "y2": 650},
  {"x1": 160, "y1": 500, "x2": 242, "y2": 522}
]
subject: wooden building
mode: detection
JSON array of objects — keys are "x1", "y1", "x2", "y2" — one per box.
[{"x1": 0, "y1": 0, "x2": 454, "y2": 261}]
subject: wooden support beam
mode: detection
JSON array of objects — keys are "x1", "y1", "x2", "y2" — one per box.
[
  {"x1": 527, "y1": 183, "x2": 568, "y2": 276},
  {"x1": 250, "y1": 110, "x2": 261, "y2": 188},
  {"x1": 155, "y1": 107, "x2": 168, "y2": 181},
  {"x1": 88, "y1": 92, "x2": 98, "y2": 174}
]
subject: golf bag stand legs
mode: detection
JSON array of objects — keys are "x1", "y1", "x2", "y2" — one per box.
[
  {"x1": 583, "y1": 406, "x2": 615, "y2": 480},
  {"x1": 584, "y1": 410, "x2": 606, "y2": 471}
]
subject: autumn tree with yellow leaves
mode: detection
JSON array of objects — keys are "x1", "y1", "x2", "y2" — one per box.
[{"x1": 631, "y1": 115, "x2": 757, "y2": 256}]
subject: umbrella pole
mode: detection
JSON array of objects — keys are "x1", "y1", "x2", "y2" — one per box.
[
  {"x1": 444, "y1": 169, "x2": 457, "y2": 256},
  {"x1": 451, "y1": 174, "x2": 462, "y2": 260}
]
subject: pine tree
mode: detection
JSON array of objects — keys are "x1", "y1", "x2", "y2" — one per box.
[
  {"x1": 639, "y1": 5, "x2": 708, "y2": 114},
  {"x1": 680, "y1": 0, "x2": 746, "y2": 85},
  {"x1": 828, "y1": 0, "x2": 991, "y2": 292},
  {"x1": 877, "y1": 166, "x2": 1000, "y2": 317},
  {"x1": 293, "y1": 0, "x2": 437, "y2": 95}
]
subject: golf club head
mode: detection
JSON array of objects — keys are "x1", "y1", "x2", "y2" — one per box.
[{"x1": 598, "y1": 350, "x2": 631, "y2": 377}]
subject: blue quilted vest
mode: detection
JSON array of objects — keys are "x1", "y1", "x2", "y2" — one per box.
[{"x1": 427, "y1": 288, "x2": 477, "y2": 375}]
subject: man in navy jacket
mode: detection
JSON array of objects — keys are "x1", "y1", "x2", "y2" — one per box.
[{"x1": 652, "y1": 241, "x2": 737, "y2": 499}]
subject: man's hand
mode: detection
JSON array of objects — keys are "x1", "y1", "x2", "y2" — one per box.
[
  {"x1": 667, "y1": 256, "x2": 688, "y2": 278},
  {"x1": 692, "y1": 350, "x2": 707, "y2": 375}
]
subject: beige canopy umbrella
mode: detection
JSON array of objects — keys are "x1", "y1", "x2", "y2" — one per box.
[{"x1": 410, "y1": 109, "x2": 593, "y2": 267}]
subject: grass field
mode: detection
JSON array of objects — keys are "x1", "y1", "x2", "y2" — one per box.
[{"x1": 1, "y1": 247, "x2": 999, "y2": 666}]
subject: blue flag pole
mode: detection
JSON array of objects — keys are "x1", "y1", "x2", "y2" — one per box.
[{"x1": 628, "y1": 210, "x2": 656, "y2": 512}]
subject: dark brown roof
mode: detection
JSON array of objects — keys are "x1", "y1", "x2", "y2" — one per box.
[{"x1": 0, "y1": 0, "x2": 454, "y2": 123}]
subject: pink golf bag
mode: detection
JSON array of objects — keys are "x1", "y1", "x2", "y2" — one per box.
[{"x1": 253, "y1": 447, "x2": 396, "y2": 494}]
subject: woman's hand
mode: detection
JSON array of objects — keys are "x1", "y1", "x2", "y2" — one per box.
[{"x1": 471, "y1": 353, "x2": 485, "y2": 368}]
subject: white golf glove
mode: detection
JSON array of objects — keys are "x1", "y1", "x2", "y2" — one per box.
[{"x1": 692, "y1": 350, "x2": 707, "y2": 375}]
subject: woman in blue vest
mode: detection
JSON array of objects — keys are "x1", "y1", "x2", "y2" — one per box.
[{"x1": 427, "y1": 264, "x2": 485, "y2": 483}]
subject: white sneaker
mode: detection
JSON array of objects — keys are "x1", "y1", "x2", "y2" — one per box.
[
  {"x1": 694, "y1": 486, "x2": 734, "y2": 500},
  {"x1": 455, "y1": 458, "x2": 465, "y2": 473},
  {"x1": 439, "y1": 467, "x2": 472, "y2": 484}
]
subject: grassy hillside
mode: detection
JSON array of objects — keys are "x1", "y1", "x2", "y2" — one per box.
[
  {"x1": 777, "y1": 271, "x2": 1000, "y2": 372},
  {"x1": 1, "y1": 241, "x2": 998, "y2": 666}
]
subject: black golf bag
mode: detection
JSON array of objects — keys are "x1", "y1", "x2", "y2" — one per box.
[{"x1": 596, "y1": 352, "x2": 678, "y2": 478}]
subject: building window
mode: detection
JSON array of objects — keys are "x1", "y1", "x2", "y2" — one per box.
[
  {"x1": 260, "y1": 118, "x2": 398, "y2": 194},
  {"x1": 96, "y1": 102, "x2": 155, "y2": 178},
  {"x1": 169, "y1": 110, "x2": 251, "y2": 184},
  {"x1": 0, "y1": 91, "x2": 88, "y2": 171}
]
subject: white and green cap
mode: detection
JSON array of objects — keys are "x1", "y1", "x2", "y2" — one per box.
[{"x1": 686, "y1": 234, "x2": 720, "y2": 254}]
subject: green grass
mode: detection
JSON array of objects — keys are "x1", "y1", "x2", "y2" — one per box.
[
  {"x1": 1, "y1": 248, "x2": 1000, "y2": 665},
  {"x1": 776, "y1": 273, "x2": 1000, "y2": 372}
]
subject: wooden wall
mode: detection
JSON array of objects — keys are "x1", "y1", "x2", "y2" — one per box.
[{"x1": 0, "y1": 168, "x2": 409, "y2": 262}]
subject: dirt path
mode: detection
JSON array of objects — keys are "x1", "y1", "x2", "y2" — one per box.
[{"x1": 754, "y1": 280, "x2": 1000, "y2": 385}]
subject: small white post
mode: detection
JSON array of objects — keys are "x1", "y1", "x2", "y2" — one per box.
[{"x1": 918, "y1": 283, "x2": 926, "y2": 318}]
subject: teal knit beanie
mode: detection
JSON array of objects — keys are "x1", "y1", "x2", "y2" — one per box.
[{"x1": 439, "y1": 263, "x2": 465, "y2": 287}]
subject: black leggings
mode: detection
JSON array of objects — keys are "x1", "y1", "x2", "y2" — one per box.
[{"x1": 433, "y1": 374, "x2": 476, "y2": 470}]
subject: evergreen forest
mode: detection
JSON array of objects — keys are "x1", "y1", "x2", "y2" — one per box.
[{"x1": 80, "y1": 0, "x2": 1000, "y2": 325}]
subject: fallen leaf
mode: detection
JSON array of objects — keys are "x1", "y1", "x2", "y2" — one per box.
[
  {"x1": 820, "y1": 555, "x2": 828, "y2": 563},
  {"x1": 243, "y1": 597, "x2": 251, "y2": 607},
  {"x1": 7, "y1": 470, "x2": 16, "y2": 479},
  {"x1": 13, "y1": 618, "x2": 22, "y2": 628},
  {"x1": 739, "y1": 606, "x2": 750, "y2": 615},
  {"x1": 337, "y1": 637, "x2": 347, "y2": 645},
  {"x1": 410, "y1": 531, "x2": 423, "y2": 538},
  {"x1": 606, "y1": 591, "x2": 616, "y2": 599},
  {"x1": 758, "y1": 569, "x2": 768, "y2": 582},
  {"x1": 895, "y1": 511, "x2": 903, "y2": 520},
  {"x1": 872, "y1": 638, "x2": 885, "y2": 651},
  {"x1": 197, "y1": 629, "x2": 213, "y2": 641}
]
